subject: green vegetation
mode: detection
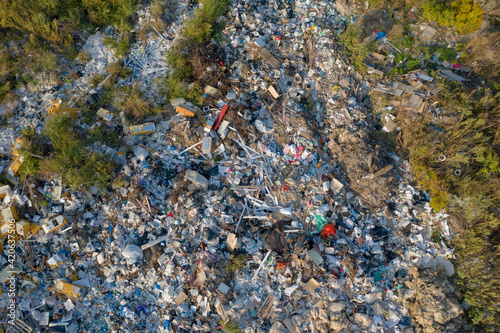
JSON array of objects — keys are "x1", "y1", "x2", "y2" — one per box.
[
  {"x1": 338, "y1": 25, "x2": 376, "y2": 73},
  {"x1": 166, "y1": 50, "x2": 192, "y2": 81},
  {"x1": 388, "y1": 36, "x2": 458, "y2": 75},
  {"x1": 220, "y1": 320, "x2": 241, "y2": 333},
  {"x1": 149, "y1": 0, "x2": 168, "y2": 31},
  {"x1": 226, "y1": 254, "x2": 247, "y2": 274},
  {"x1": 399, "y1": 83, "x2": 500, "y2": 329},
  {"x1": 421, "y1": 0, "x2": 483, "y2": 34},
  {"x1": 0, "y1": 0, "x2": 138, "y2": 102},
  {"x1": 183, "y1": 0, "x2": 228, "y2": 44},
  {"x1": 0, "y1": 0, "x2": 137, "y2": 45},
  {"x1": 19, "y1": 114, "x2": 114, "y2": 189},
  {"x1": 340, "y1": 2, "x2": 498, "y2": 329},
  {"x1": 161, "y1": 0, "x2": 228, "y2": 105},
  {"x1": 104, "y1": 33, "x2": 133, "y2": 57},
  {"x1": 366, "y1": 0, "x2": 483, "y2": 34},
  {"x1": 114, "y1": 85, "x2": 162, "y2": 119},
  {"x1": 163, "y1": 76, "x2": 204, "y2": 106},
  {"x1": 81, "y1": 0, "x2": 136, "y2": 27},
  {"x1": 108, "y1": 60, "x2": 132, "y2": 78}
]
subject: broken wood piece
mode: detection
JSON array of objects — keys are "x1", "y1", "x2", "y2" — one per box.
[{"x1": 258, "y1": 295, "x2": 275, "y2": 320}]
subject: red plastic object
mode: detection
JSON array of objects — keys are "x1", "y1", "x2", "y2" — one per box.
[
  {"x1": 321, "y1": 223, "x2": 337, "y2": 238},
  {"x1": 213, "y1": 104, "x2": 229, "y2": 131},
  {"x1": 282, "y1": 181, "x2": 289, "y2": 192}
]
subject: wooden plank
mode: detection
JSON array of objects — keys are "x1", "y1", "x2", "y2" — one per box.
[{"x1": 258, "y1": 295, "x2": 275, "y2": 320}]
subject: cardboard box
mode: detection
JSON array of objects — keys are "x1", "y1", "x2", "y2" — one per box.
[
  {"x1": 96, "y1": 108, "x2": 113, "y2": 121},
  {"x1": 41, "y1": 216, "x2": 68, "y2": 234},
  {"x1": 16, "y1": 220, "x2": 30, "y2": 236},
  {"x1": 8, "y1": 156, "x2": 24, "y2": 177},
  {"x1": 176, "y1": 104, "x2": 197, "y2": 118},
  {"x1": 2, "y1": 206, "x2": 18, "y2": 222},
  {"x1": 0, "y1": 185, "x2": 10, "y2": 199},
  {"x1": 55, "y1": 281, "x2": 86, "y2": 299},
  {"x1": 60, "y1": 107, "x2": 81, "y2": 119},
  {"x1": 129, "y1": 122, "x2": 156, "y2": 136}
]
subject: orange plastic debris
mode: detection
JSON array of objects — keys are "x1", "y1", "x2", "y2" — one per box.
[{"x1": 321, "y1": 223, "x2": 336, "y2": 238}]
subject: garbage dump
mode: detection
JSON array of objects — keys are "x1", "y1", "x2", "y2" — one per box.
[{"x1": 0, "y1": 0, "x2": 467, "y2": 332}]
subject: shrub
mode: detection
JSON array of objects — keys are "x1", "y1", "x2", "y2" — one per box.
[
  {"x1": 104, "y1": 24, "x2": 133, "y2": 57},
  {"x1": 81, "y1": 0, "x2": 137, "y2": 27},
  {"x1": 163, "y1": 76, "x2": 204, "y2": 106},
  {"x1": 21, "y1": 114, "x2": 115, "y2": 189},
  {"x1": 149, "y1": 0, "x2": 167, "y2": 31},
  {"x1": 40, "y1": 48, "x2": 57, "y2": 71},
  {"x1": 0, "y1": 81, "x2": 11, "y2": 103},
  {"x1": 338, "y1": 25, "x2": 376, "y2": 73},
  {"x1": 0, "y1": 0, "x2": 68, "y2": 45},
  {"x1": 186, "y1": 83, "x2": 204, "y2": 106},
  {"x1": 166, "y1": 50, "x2": 192, "y2": 80},
  {"x1": 421, "y1": 0, "x2": 483, "y2": 34},
  {"x1": 114, "y1": 85, "x2": 161, "y2": 119},
  {"x1": 182, "y1": 0, "x2": 228, "y2": 44},
  {"x1": 108, "y1": 61, "x2": 132, "y2": 78},
  {"x1": 0, "y1": 0, "x2": 138, "y2": 99},
  {"x1": 90, "y1": 73, "x2": 106, "y2": 88},
  {"x1": 430, "y1": 190, "x2": 449, "y2": 211}
]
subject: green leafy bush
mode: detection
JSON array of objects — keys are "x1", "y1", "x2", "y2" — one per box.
[
  {"x1": 182, "y1": 0, "x2": 228, "y2": 44},
  {"x1": 0, "y1": 0, "x2": 138, "y2": 101},
  {"x1": 19, "y1": 114, "x2": 114, "y2": 189},
  {"x1": 338, "y1": 25, "x2": 376, "y2": 73},
  {"x1": 163, "y1": 76, "x2": 204, "y2": 106},
  {"x1": 421, "y1": 0, "x2": 483, "y2": 34},
  {"x1": 166, "y1": 50, "x2": 192, "y2": 80},
  {"x1": 81, "y1": 0, "x2": 136, "y2": 26}
]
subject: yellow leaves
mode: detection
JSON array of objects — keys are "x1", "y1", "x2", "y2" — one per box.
[
  {"x1": 430, "y1": 190, "x2": 449, "y2": 211},
  {"x1": 421, "y1": 0, "x2": 483, "y2": 34}
]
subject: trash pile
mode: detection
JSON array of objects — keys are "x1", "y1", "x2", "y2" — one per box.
[{"x1": 0, "y1": 1, "x2": 466, "y2": 332}]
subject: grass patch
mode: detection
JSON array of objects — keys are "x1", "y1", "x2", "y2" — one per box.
[
  {"x1": 0, "y1": 0, "x2": 138, "y2": 100},
  {"x1": 399, "y1": 82, "x2": 500, "y2": 329},
  {"x1": 18, "y1": 114, "x2": 114, "y2": 189},
  {"x1": 114, "y1": 85, "x2": 162, "y2": 120},
  {"x1": 226, "y1": 254, "x2": 246, "y2": 274}
]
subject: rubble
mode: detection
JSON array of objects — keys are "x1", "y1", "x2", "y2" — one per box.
[{"x1": 0, "y1": 0, "x2": 468, "y2": 332}]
